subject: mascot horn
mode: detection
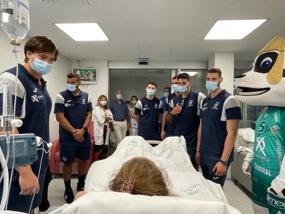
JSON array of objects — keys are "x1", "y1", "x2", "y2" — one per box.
[{"x1": 235, "y1": 36, "x2": 285, "y2": 214}]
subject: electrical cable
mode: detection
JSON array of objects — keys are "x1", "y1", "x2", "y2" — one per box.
[
  {"x1": 28, "y1": 143, "x2": 44, "y2": 214},
  {"x1": 0, "y1": 147, "x2": 9, "y2": 211}
]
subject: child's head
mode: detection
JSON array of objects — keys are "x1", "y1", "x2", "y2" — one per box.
[{"x1": 109, "y1": 157, "x2": 169, "y2": 196}]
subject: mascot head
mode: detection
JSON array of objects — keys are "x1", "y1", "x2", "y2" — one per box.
[{"x1": 235, "y1": 36, "x2": 285, "y2": 107}]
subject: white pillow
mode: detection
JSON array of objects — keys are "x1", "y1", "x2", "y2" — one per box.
[{"x1": 62, "y1": 191, "x2": 241, "y2": 214}]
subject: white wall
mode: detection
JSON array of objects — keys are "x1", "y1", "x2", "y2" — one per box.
[{"x1": 0, "y1": 30, "x2": 71, "y2": 141}]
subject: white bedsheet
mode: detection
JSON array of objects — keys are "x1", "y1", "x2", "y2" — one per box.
[{"x1": 62, "y1": 136, "x2": 241, "y2": 214}]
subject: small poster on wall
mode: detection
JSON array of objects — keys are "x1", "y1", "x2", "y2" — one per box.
[{"x1": 72, "y1": 67, "x2": 97, "y2": 84}]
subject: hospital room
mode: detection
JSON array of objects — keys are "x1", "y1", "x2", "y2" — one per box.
[{"x1": 1, "y1": 0, "x2": 285, "y2": 213}]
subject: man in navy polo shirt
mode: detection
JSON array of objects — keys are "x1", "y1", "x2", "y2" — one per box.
[
  {"x1": 0, "y1": 36, "x2": 58, "y2": 213},
  {"x1": 135, "y1": 82, "x2": 163, "y2": 141},
  {"x1": 161, "y1": 75, "x2": 180, "y2": 140},
  {"x1": 196, "y1": 67, "x2": 241, "y2": 187},
  {"x1": 167, "y1": 73, "x2": 205, "y2": 171},
  {"x1": 54, "y1": 73, "x2": 93, "y2": 203}
]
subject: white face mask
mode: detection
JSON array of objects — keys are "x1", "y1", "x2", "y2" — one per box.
[{"x1": 30, "y1": 55, "x2": 53, "y2": 75}]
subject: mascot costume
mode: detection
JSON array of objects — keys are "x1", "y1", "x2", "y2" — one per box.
[{"x1": 235, "y1": 36, "x2": 285, "y2": 214}]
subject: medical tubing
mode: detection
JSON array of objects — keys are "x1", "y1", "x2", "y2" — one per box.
[
  {"x1": 0, "y1": 132, "x2": 10, "y2": 185},
  {"x1": 5, "y1": 46, "x2": 19, "y2": 210},
  {"x1": 0, "y1": 148, "x2": 9, "y2": 211},
  {"x1": 0, "y1": 85, "x2": 13, "y2": 186},
  {"x1": 28, "y1": 143, "x2": 44, "y2": 214}
]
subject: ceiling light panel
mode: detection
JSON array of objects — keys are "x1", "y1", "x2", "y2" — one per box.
[
  {"x1": 204, "y1": 19, "x2": 267, "y2": 40},
  {"x1": 55, "y1": 23, "x2": 109, "y2": 41}
]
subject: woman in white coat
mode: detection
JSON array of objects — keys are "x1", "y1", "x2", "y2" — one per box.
[{"x1": 93, "y1": 95, "x2": 113, "y2": 161}]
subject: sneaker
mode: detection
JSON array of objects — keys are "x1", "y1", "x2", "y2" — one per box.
[
  {"x1": 64, "y1": 189, "x2": 74, "y2": 204},
  {"x1": 77, "y1": 182, "x2": 84, "y2": 191}
]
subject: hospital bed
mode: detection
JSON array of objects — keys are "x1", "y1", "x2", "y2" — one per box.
[
  {"x1": 0, "y1": 136, "x2": 241, "y2": 214},
  {"x1": 55, "y1": 136, "x2": 241, "y2": 214}
]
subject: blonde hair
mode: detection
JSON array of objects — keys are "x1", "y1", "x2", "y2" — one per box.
[
  {"x1": 96, "y1": 95, "x2": 109, "y2": 109},
  {"x1": 109, "y1": 157, "x2": 169, "y2": 196}
]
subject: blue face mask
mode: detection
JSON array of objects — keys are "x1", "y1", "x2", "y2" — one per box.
[
  {"x1": 178, "y1": 85, "x2": 188, "y2": 93},
  {"x1": 30, "y1": 55, "x2": 53, "y2": 75},
  {"x1": 163, "y1": 92, "x2": 169, "y2": 97},
  {"x1": 100, "y1": 100, "x2": 107, "y2": 106},
  {"x1": 205, "y1": 81, "x2": 219, "y2": 92},
  {"x1": 67, "y1": 84, "x2": 77, "y2": 92},
  {"x1": 146, "y1": 89, "x2": 155, "y2": 96},
  {"x1": 132, "y1": 100, "x2": 137, "y2": 104},
  {"x1": 116, "y1": 94, "x2": 123, "y2": 100},
  {"x1": 172, "y1": 84, "x2": 179, "y2": 93}
]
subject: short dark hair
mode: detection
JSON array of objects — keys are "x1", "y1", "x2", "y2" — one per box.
[
  {"x1": 164, "y1": 86, "x2": 171, "y2": 91},
  {"x1": 146, "y1": 82, "x2": 157, "y2": 88},
  {"x1": 24, "y1": 36, "x2": 59, "y2": 63},
  {"x1": 67, "y1": 73, "x2": 80, "y2": 81},
  {"x1": 131, "y1": 95, "x2": 138, "y2": 100},
  {"x1": 208, "y1": 67, "x2": 222, "y2": 77},
  {"x1": 172, "y1": 75, "x2": 178, "y2": 80},
  {"x1": 177, "y1": 73, "x2": 190, "y2": 81}
]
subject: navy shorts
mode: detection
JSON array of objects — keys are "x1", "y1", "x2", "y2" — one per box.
[
  {"x1": 0, "y1": 166, "x2": 48, "y2": 212},
  {"x1": 186, "y1": 143, "x2": 197, "y2": 165},
  {"x1": 200, "y1": 154, "x2": 230, "y2": 186},
  {"x1": 60, "y1": 139, "x2": 91, "y2": 164}
]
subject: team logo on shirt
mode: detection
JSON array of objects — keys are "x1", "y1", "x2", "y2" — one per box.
[
  {"x1": 82, "y1": 98, "x2": 86, "y2": 104},
  {"x1": 188, "y1": 100, "x2": 193, "y2": 107},
  {"x1": 270, "y1": 125, "x2": 279, "y2": 136},
  {"x1": 212, "y1": 102, "x2": 220, "y2": 109},
  {"x1": 65, "y1": 103, "x2": 72, "y2": 107},
  {"x1": 202, "y1": 103, "x2": 208, "y2": 111},
  {"x1": 256, "y1": 136, "x2": 266, "y2": 156},
  {"x1": 33, "y1": 88, "x2": 37, "y2": 93},
  {"x1": 154, "y1": 103, "x2": 158, "y2": 108},
  {"x1": 31, "y1": 94, "x2": 44, "y2": 102},
  {"x1": 142, "y1": 105, "x2": 149, "y2": 111}
]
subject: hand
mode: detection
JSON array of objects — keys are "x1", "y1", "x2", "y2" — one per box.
[
  {"x1": 106, "y1": 116, "x2": 112, "y2": 121},
  {"x1": 195, "y1": 152, "x2": 200, "y2": 165},
  {"x1": 76, "y1": 136, "x2": 84, "y2": 143},
  {"x1": 19, "y1": 171, "x2": 40, "y2": 195},
  {"x1": 242, "y1": 161, "x2": 251, "y2": 176},
  {"x1": 73, "y1": 129, "x2": 84, "y2": 142},
  {"x1": 171, "y1": 105, "x2": 182, "y2": 116},
  {"x1": 212, "y1": 162, "x2": 227, "y2": 177},
  {"x1": 161, "y1": 130, "x2": 166, "y2": 140}
]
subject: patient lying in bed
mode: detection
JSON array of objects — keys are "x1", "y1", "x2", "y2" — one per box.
[
  {"x1": 75, "y1": 156, "x2": 171, "y2": 200},
  {"x1": 62, "y1": 136, "x2": 242, "y2": 214}
]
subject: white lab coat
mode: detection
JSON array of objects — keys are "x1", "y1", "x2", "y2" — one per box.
[{"x1": 93, "y1": 106, "x2": 113, "y2": 145}]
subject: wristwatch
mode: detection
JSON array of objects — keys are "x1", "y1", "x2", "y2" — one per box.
[
  {"x1": 219, "y1": 159, "x2": 228, "y2": 166},
  {"x1": 82, "y1": 127, "x2": 88, "y2": 132}
]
